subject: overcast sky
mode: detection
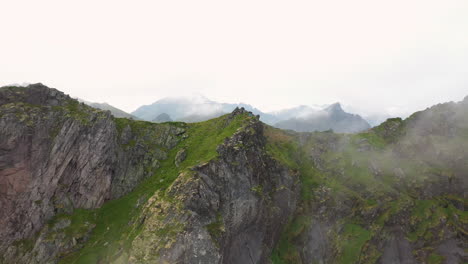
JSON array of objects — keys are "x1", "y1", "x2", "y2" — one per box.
[{"x1": 1, "y1": 0, "x2": 467, "y2": 117}]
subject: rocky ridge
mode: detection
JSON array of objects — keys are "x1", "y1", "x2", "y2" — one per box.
[
  {"x1": 0, "y1": 84, "x2": 466, "y2": 264},
  {"x1": 0, "y1": 84, "x2": 185, "y2": 262},
  {"x1": 127, "y1": 109, "x2": 299, "y2": 263},
  {"x1": 0, "y1": 84, "x2": 299, "y2": 263}
]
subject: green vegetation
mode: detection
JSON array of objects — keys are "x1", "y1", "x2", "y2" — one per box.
[
  {"x1": 269, "y1": 108, "x2": 467, "y2": 264},
  {"x1": 407, "y1": 198, "x2": 467, "y2": 242},
  {"x1": 371, "y1": 117, "x2": 406, "y2": 144},
  {"x1": 206, "y1": 213, "x2": 225, "y2": 242},
  {"x1": 48, "y1": 209, "x2": 97, "y2": 239},
  {"x1": 270, "y1": 214, "x2": 312, "y2": 263},
  {"x1": 266, "y1": 127, "x2": 321, "y2": 263},
  {"x1": 336, "y1": 224, "x2": 373, "y2": 264},
  {"x1": 0, "y1": 102, "x2": 43, "y2": 127},
  {"x1": 11, "y1": 235, "x2": 38, "y2": 256},
  {"x1": 52, "y1": 100, "x2": 107, "y2": 125},
  {"x1": 53, "y1": 112, "x2": 252, "y2": 263},
  {"x1": 427, "y1": 253, "x2": 444, "y2": 264},
  {"x1": 251, "y1": 185, "x2": 264, "y2": 197},
  {"x1": 264, "y1": 126, "x2": 321, "y2": 201},
  {"x1": 352, "y1": 132, "x2": 386, "y2": 149}
]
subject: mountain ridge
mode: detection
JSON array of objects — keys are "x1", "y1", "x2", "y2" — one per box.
[
  {"x1": 131, "y1": 95, "x2": 371, "y2": 133},
  {"x1": 77, "y1": 99, "x2": 139, "y2": 119},
  {"x1": 0, "y1": 84, "x2": 466, "y2": 264}
]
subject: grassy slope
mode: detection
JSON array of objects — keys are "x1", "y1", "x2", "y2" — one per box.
[
  {"x1": 267, "y1": 114, "x2": 468, "y2": 264},
  {"x1": 51, "y1": 113, "x2": 251, "y2": 263},
  {"x1": 265, "y1": 126, "x2": 322, "y2": 263}
]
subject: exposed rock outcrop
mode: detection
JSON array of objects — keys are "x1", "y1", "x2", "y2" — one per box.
[
  {"x1": 128, "y1": 109, "x2": 299, "y2": 263},
  {"x1": 0, "y1": 88, "x2": 298, "y2": 264},
  {"x1": 0, "y1": 84, "x2": 184, "y2": 262}
]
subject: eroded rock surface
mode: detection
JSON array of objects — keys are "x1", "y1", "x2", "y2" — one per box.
[
  {"x1": 128, "y1": 110, "x2": 299, "y2": 263},
  {"x1": 0, "y1": 84, "x2": 183, "y2": 262}
]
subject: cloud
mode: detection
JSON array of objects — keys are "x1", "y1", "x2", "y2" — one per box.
[{"x1": 1, "y1": 0, "x2": 467, "y2": 115}]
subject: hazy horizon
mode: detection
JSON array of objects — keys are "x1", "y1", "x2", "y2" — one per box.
[{"x1": 2, "y1": 0, "x2": 467, "y2": 118}]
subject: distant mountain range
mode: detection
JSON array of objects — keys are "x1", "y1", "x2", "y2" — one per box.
[
  {"x1": 131, "y1": 95, "x2": 276, "y2": 123},
  {"x1": 78, "y1": 99, "x2": 139, "y2": 119},
  {"x1": 131, "y1": 95, "x2": 371, "y2": 133},
  {"x1": 274, "y1": 103, "x2": 370, "y2": 133},
  {"x1": 79, "y1": 95, "x2": 372, "y2": 133}
]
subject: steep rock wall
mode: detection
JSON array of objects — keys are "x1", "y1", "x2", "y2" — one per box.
[
  {"x1": 128, "y1": 110, "x2": 299, "y2": 263},
  {"x1": 0, "y1": 84, "x2": 183, "y2": 261}
]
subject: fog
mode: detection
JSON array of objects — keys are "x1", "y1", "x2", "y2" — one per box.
[{"x1": 1, "y1": 0, "x2": 467, "y2": 118}]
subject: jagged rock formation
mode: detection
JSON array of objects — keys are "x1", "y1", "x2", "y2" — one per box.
[
  {"x1": 0, "y1": 84, "x2": 466, "y2": 264},
  {"x1": 128, "y1": 109, "x2": 298, "y2": 263}
]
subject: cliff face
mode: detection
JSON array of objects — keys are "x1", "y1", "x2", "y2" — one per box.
[
  {"x1": 0, "y1": 85, "x2": 298, "y2": 264},
  {"x1": 0, "y1": 84, "x2": 466, "y2": 264},
  {"x1": 0, "y1": 84, "x2": 184, "y2": 262},
  {"x1": 128, "y1": 112, "x2": 298, "y2": 263}
]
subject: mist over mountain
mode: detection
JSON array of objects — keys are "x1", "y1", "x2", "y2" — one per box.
[
  {"x1": 132, "y1": 95, "x2": 275, "y2": 124},
  {"x1": 132, "y1": 94, "x2": 220, "y2": 121},
  {"x1": 132, "y1": 95, "x2": 371, "y2": 132},
  {"x1": 274, "y1": 103, "x2": 371, "y2": 133}
]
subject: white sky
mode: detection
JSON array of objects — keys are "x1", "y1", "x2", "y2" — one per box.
[{"x1": 1, "y1": 0, "x2": 467, "y2": 116}]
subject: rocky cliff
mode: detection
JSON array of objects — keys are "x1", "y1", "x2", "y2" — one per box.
[
  {"x1": 0, "y1": 84, "x2": 298, "y2": 263},
  {"x1": 0, "y1": 84, "x2": 466, "y2": 264},
  {"x1": 0, "y1": 84, "x2": 185, "y2": 262}
]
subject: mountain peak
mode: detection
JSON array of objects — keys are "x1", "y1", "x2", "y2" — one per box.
[
  {"x1": 0, "y1": 83, "x2": 71, "y2": 107},
  {"x1": 153, "y1": 113, "x2": 172, "y2": 123},
  {"x1": 230, "y1": 106, "x2": 254, "y2": 118},
  {"x1": 325, "y1": 102, "x2": 343, "y2": 112}
]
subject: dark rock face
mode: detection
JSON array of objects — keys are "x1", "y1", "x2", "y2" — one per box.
[
  {"x1": 199, "y1": 118, "x2": 298, "y2": 264},
  {"x1": 300, "y1": 219, "x2": 333, "y2": 263},
  {"x1": 0, "y1": 83, "x2": 68, "y2": 106},
  {"x1": 129, "y1": 110, "x2": 299, "y2": 263},
  {"x1": 0, "y1": 84, "x2": 182, "y2": 261},
  {"x1": 379, "y1": 233, "x2": 417, "y2": 264},
  {"x1": 174, "y1": 148, "x2": 187, "y2": 167}
]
